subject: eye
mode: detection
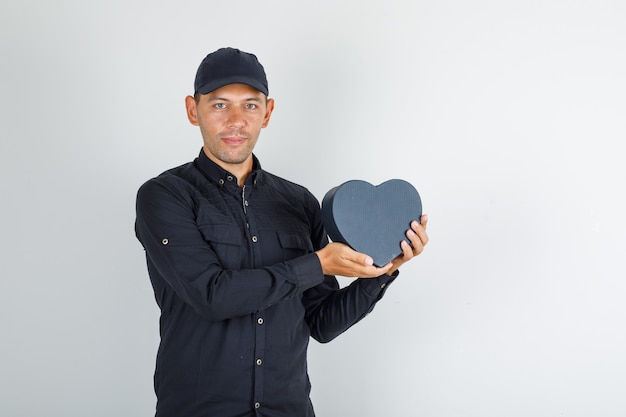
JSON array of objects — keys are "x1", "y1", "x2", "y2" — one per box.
[
  {"x1": 214, "y1": 102, "x2": 227, "y2": 109},
  {"x1": 245, "y1": 103, "x2": 257, "y2": 110}
]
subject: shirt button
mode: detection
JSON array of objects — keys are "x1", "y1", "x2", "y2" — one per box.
[
  {"x1": 256, "y1": 358, "x2": 263, "y2": 366},
  {"x1": 257, "y1": 318, "x2": 264, "y2": 325},
  {"x1": 251, "y1": 236, "x2": 258, "y2": 243},
  {"x1": 161, "y1": 238, "x2": 169, "y2": 245},
  {"x1": 381, "y1": 283, "x2": 386, "y2": 289},
  {"x1": 255, "y1": 402, "x2": 261, "y2": 409},
  {"x1": 227, "y1": 175, "x2": 234, "y2": 181},
  {"x1": 244, "y1": 200, "x2": 249, "y2": 206},
  {"x1": 218, "y1": 179, "x2": 224, "y2": 185}
]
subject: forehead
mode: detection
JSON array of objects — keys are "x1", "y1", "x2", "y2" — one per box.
[{"x1": 206, "y1": 83, "x2": 265, "y2": 100}]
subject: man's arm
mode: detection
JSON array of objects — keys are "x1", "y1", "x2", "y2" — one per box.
[
  {"x1": 304, "y1": 215, "x2": 429, "y2": 343},
  {"x1": 135, "y1": 178, "x2": 325, "y2": 321}
]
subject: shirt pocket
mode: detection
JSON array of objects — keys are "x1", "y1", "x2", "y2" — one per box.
[
  {"x1": 198, "y1": 224, "x2": 242, "y2": 269},
  {"x1": 276, "y1": 230, "x2": 314, "y2": 257}
]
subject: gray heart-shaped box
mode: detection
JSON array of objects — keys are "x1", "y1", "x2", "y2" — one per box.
[{"x1": 321, "y1": 179, "x2": 422, "y2": 267}]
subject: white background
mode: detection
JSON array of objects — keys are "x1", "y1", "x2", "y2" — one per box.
[{"x1": 2, "y1": 1, "x2": 625, "y2": 416}]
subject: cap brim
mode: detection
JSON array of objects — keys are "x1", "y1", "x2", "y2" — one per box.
[{"x1": 196, "y1": 76, "x2": 268, "y2": 96}]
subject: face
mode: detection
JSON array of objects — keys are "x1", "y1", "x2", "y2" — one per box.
[{"x1": 186, "y1": 83, "x2": 274, "y2": 175}]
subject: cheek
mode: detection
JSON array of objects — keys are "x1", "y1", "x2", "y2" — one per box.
[
  {"x1": 252, "y1": 113, "x2": 269, "y2": 127},
  {"x1": 197, "y1": 117, "x2": 219, "y2": 139},
  {"x1": 201, "y1": 111, "x2": 222, "y2": 123},
  {"x1": 199, "y1": 113, "x2": 224, "y2": 131}
]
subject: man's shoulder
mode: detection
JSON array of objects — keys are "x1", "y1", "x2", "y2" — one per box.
[
  {"x1": 262, "y1": 170, "x2": 313, "y2": 198},
  {"x1": 137, "y1": 160, "x2": 203, "y2": 199},
  {"x1": 158, "y1": 160, "x2": 197, "y2": 180},
  {"x1": 143, "y1": 160, "x2": 202, "y2": 186}
]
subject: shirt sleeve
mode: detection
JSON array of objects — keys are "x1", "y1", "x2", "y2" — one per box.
[
  {"x1": 301, "y1": 193, "x2": 399, "y2": 343},
  {"x1": 135, "y1": 178, "x2": 325, "y2": 322},
  {"x1": 303, "y1": 271, "x2": 398, "y2": 343}
]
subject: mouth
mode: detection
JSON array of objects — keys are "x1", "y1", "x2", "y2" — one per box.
[
  {"x1": 220, "y1": 133, "x2": 249, "y2": 146},
  {"x1": 222, "y1": 137, "x2": 246, "y2": 145}
]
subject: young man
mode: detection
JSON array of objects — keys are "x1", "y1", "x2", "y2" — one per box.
[{"x1": 135, "y1": 47, "x2": 428, "y2": 417}]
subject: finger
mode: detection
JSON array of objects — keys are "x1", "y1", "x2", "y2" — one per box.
[
  {"x1": 360, "y1": 257, "x2": 392, "y2": 274},
  {"x1": 371, "y1": 262, "x2": 393, "y2": 275},
  {"x1": 400, "y1": 240, "x2": 414, "y2": 259},
  {"x1": 345, "y1": 249, "x2": 374, "y2": 267},
  {"x1": 344, "y1": 249, "x2": 384, "y2": 276},
  {"x1": 356, "y1": 263, "x2": 392, "y2": 278},
  {"x1": 342, "y1": 247, "x2": 394, "y2": 277},
  {"x1": 411, "y1": 219, "x2": 429, "y2": 247},
  {"x1": 420, "y1": 214, "x2": 428, "y2": 230},
  {"x1": 408, "y1": 225, "x2": 426, "y2": 250},
  {"x1": 415, "y1": 225, "x2": 429, "y2": 247}
]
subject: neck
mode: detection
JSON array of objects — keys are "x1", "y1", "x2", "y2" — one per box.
[{"x1": 203, "y1": 147, "x2": 253, "y2": 187}]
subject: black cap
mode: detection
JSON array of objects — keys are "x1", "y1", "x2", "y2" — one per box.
[{"x1": 193, "y1": 47, "x2": 269, "y2": 96}]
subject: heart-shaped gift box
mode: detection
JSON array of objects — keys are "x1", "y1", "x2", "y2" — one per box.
[{"x1": 321, "y1": 179, "x2": 422, "y2": 267}]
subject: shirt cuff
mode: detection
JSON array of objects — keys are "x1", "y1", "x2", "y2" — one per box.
[
  {"x1": 290, "y1": 253, "x2": 326, "y2": 292},
  {"x1": 357, "y1": 270, "x2": 399, "y2": 298}
]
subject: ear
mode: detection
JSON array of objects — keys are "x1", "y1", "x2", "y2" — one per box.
[
  {"x1": 185, "y1": 95, "x2": 199, "y2": 126},
  {"x1": 261, "y1": 98, "x2": 275, "y2": 128}
]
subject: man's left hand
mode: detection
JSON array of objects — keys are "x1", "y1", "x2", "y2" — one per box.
[{"x1": 386, "y1": 214, "x2": 429, "y2": 275}]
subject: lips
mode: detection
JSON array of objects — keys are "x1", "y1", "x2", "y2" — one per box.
[
  {"x1": 220, "y1": 133, "x2": 248, "y2": 145},
  {"x1": 222, "y1": 137, "x2": 246, "y2": 145}
]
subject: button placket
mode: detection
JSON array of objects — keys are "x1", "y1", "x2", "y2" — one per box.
[{"x1": 253, "y1": 311, "x2": 265, "y2": 413}]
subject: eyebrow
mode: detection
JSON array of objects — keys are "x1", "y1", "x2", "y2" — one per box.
[{"x1": 207, "y1": 96, "x2": 263, "y2": 103}]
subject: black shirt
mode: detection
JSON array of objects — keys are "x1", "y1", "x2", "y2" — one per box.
[{"x1": 135, "y1": 150, "x2": 396, "y2": 417}]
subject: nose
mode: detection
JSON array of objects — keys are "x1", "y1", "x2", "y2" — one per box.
[{"x1": 226, "y1": 106, "x2": 246, "y2": 129}]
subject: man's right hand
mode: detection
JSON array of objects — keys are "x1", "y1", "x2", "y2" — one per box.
[{"x1": 315, "y1": 242, "x2": 393, "y2": 278}]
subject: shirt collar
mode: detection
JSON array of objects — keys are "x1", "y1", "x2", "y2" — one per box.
[{"x1": 195, "y1": 148, "x2": 263, "y2": 187}]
